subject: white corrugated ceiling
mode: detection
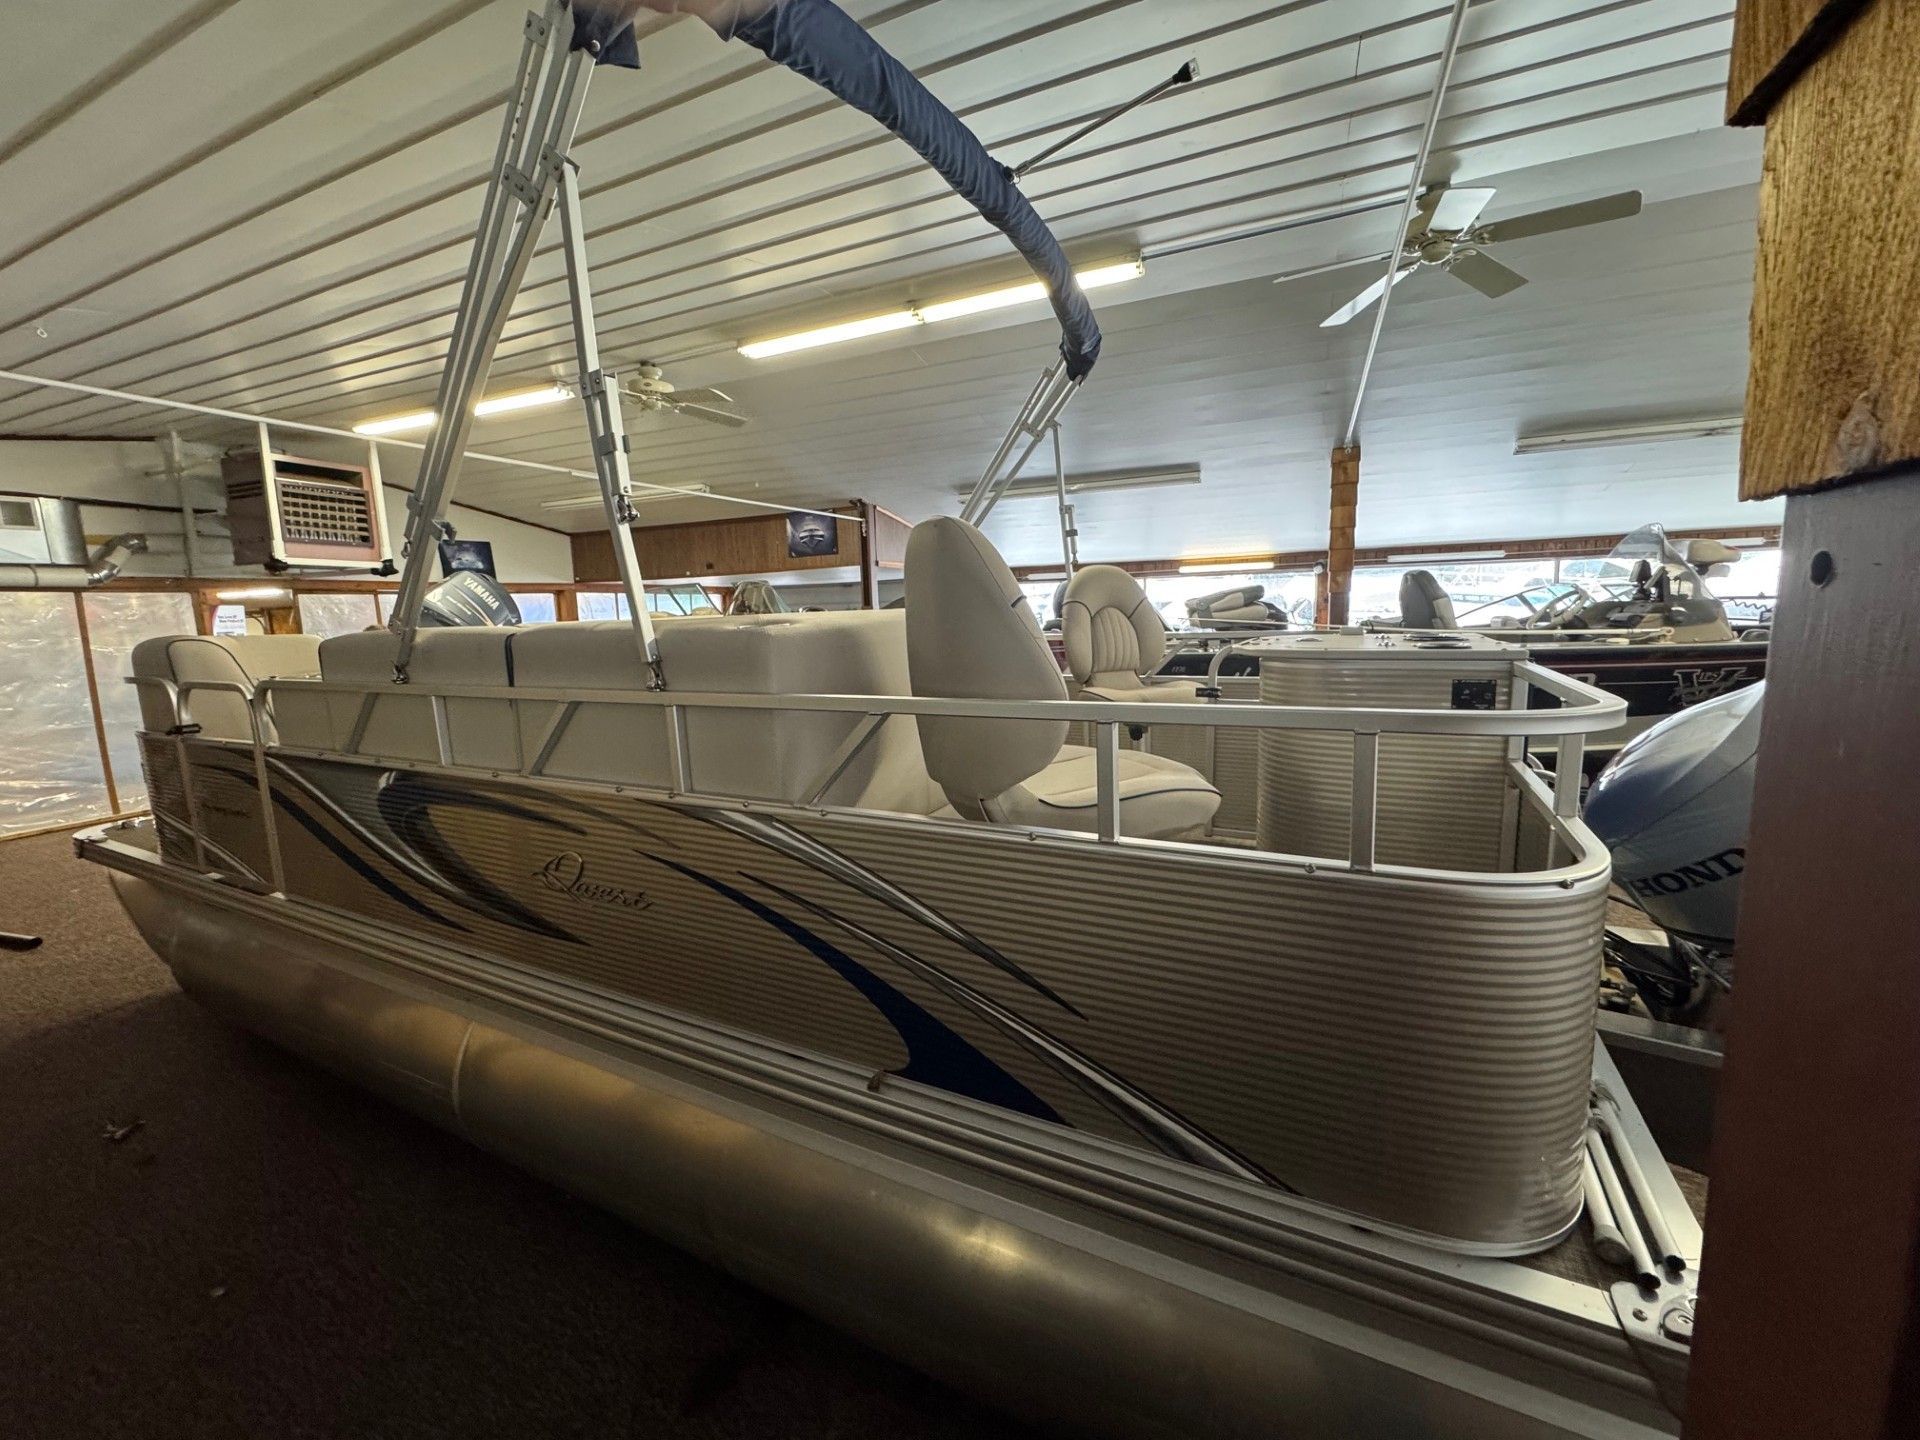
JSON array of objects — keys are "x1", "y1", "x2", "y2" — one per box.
[{"x1": 0, "y1": 0, "x2": 1776, "y2": 562}]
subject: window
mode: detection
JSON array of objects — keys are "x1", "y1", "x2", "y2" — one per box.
[
  {"x1": 1350, "y1": 561, "x2": 1558, "y2": 623},
  {"x1": 0, "y1": 594, "x2": 108, "y2": 836},
  {"x1": 577, "y1": 590, "x2": 630, "y2": 621},
  {"x1": 83, "y1": 592, "x2": 197, "y2": 812},
  {"x1": 512, "y1": 591, "x2": 557, "y2": 624},
  {"x1": 296, "y1": 592, "x2": 380, "y2": 638}
]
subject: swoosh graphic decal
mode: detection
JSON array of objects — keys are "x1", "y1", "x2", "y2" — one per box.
[
  {"x1": 754, "y1": 876, "x2": 1283, "y2": 1189},
  {"x1": 269, "y1": 789, "x2": 458, "y2": 929},
  {"x1": 264, "y1": 757, "x2": 579, "y2": 942},
  {"x1": 373, "y1": 773, "x2": 582, "y2": 943},
  {"x1": 644, "y1": 854, "x2": 1059, "y2": 1124},
  {"x1": 674, "y1": 807, "x2": 1083, "y2": 1018}
]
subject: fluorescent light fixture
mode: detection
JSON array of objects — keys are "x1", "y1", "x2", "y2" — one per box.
[
  {"x1": 215, "y1": 585, "x2": 291, "y2": 602},
  {"x1": 1178, "y1": 557, "x2": 1278, "y2": 575},
  {"x1": 353, "y1": 409, "x2": 436, "y2": 437},
  {"x1": 353, "y1": 383, "x2": 575, "y2": 436},
  {"x1": 1385, "y1": 549, "x2": 1508, "y2": 564},
  {"x1": 956, "y1": 463, "x2": 1201, "y2": 502},
  {"x1": 739, "y1": 310, "x2": 921, "y2": 360},
  {"x1": 740, "y1": 259, "x2": 1146, "y2": 359},
  {"x1": 474, "y1": 383, "x2": 571, "y2": 417},
  {"x1": 1514, "y1": 416, "x2": 1743, "y2": 455},
  {"x1": 540, "y1": 483, "x2": 711, "y2": 511}
]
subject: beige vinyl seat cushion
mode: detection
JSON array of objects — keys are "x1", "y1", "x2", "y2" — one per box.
[
  {"x1": 130, "y1": 634, "x2": 322, "y2": 742},
  {"x1": 906, "y1": 518, "x2": 1218, "y2": 840},
  {"x1": 507, "y1": 612, "x2": 941, "y2": 814},
  {"x1": 302, "y1": 628, "x2": 521, "y2": 768},
  {"x1": 1060, "y1": 564, "x2": 1200, "y2": 704}
]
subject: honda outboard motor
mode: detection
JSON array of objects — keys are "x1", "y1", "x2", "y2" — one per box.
[
  {"x1": 1584, "y1": 682, "x2": 1762, "y2": 949},
  {"x1": 419, "y1": 570, "x2": 522, "y2": 627}
]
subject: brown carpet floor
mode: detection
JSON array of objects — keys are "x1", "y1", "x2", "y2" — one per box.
[{"x1": 0, "y1": 827, "x2": 1034, "y2": 1440}]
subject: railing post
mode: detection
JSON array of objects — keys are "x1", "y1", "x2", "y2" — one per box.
[
  {"x1": 1094, "y1": 720, "x2": 1120, "y2": 842},
  {"x1": 429, "y1": 692, "x2": 453, "y2": 767},
  {"x1": 1350, "y1": 729, "x2": 1380, "y2": 871},
  {"x1": 248, "y1": 689, "x2": 286, "y2": 895},
  {"x1": 665, "y1": 705, "x2": 693, "y2": 793},
  {"x1": 1554, "y1": 732, "x2": 1585, "y2": 818}
]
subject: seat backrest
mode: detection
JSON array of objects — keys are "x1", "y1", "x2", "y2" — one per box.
[
  {"x1": 1060, "y1": 564, "x2": 1165, "y2": 687},
  {"x1": 1398, "y1": 570, "x2": 1458, "y2": 628},
  {"x1": 131, "y1": 634, "x2": 322, "y2": 742},
  {"x1": 508, "y1": 612, "x2": 940, "y2": 813},
  {"x1": 310, "y1": 628, "x2": 519, "y2": 769},
  {"x1": 1186, "y1": 584, "x2": 1272, "y2": 630},
  {"x1": 905, "y1": 517, "x2": 1066, "y2": 811}
]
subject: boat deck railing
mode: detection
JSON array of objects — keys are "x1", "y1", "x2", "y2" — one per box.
[{"x1": 136, "y1": 657, "x2": 1621, "y2": 894}]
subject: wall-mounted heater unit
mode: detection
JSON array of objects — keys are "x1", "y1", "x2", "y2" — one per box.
[{"x1": 222, "y1": 447, "x2": 395, "y2": 573}]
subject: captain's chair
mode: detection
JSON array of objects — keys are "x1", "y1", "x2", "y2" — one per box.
[
  {"x1": 906, "y1": 521, "x2": 1219, "y2": 839},
  {"x1": 1059, "y1": 565, "x2": 1199, "y2": 704},
  {"x1": 1186, "y1": 585, "x2": 1274, "y2": 631},
  {"x1": 1397, "y1": 570, "x2": 1458, "y2": 629}
]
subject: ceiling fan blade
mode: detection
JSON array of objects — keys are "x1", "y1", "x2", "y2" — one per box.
[
  {"x1": 1448, "y1": 249, "x2": 1528, "y2": 299},
  {"x1": 1271, "y1": 252, "x2": 1393, "y2": 286},
  {"x1": 674, "y1": 402, "x2": 750, "y2": 429},
  {"x1": 670, "y1": 385, "x2": 733, "y2": 406},
  {"x1": 1425, "y1": 185, "x2": 1496, "y2": 233},
  {"x1": 1477, "y1": 190, "x2": 1642, "y2": 244},
  {"x1": 1320, "y1": 265, "x2": 1415, "y2": 328}
]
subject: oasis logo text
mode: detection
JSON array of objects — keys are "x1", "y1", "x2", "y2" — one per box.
[{"x1": 535, "y1": 852, "x2": 654, "y2": 911}]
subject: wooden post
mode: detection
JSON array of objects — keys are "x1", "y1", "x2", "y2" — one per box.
[
  {"x1": 1689, "y1": 4, "x2": 1920, "y2": 1436},
  {"x1": 1323, "y1": 445, "x2": 1359, "y2": 625}
]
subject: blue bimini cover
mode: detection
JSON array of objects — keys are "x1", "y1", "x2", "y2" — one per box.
[{"x1": 572, "y1": 0, "x2": 1102, "y2": 379}]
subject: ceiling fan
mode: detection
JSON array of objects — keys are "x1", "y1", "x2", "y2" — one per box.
[
  {"x1": 617, "y1": 362, "x2": 749, "y2": 428},
  {"x1": 1276, "y1": 186, "x2": 1643, "y2": 328}
]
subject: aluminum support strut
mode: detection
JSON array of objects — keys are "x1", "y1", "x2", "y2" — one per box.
[
  {"x1": 388, "y1": 3, "x2": 654, "y2": 680},
  {"x1": 556, "y1": 159, "x2": 661, "y2": 685},
  {"x1": 959, "y1": 359, "x2": 1079, "y2": 529}
]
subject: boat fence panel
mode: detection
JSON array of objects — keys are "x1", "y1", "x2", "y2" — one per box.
[{"x1": 138, "y1": 732, "x2": 1605, "y2": 1252}]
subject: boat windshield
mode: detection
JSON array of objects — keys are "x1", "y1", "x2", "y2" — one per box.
[
  {"x1": 1586, "y1": 523, "x2": 1717, "y2": 601},
  {"x1": 1453, "y1": 578, "x2": 1637, "y2": 628}
]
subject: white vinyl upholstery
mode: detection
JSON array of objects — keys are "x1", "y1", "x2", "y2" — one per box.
[
  {"x1": 130, "y1": 634, "x2": 322, "y2": 743},
  {"x1": 508, "y1": 613, "x2": 942, "y2": 813},
  {"x1": 906, "y1": 518, "x2": 1070, "y2": 804},
  {"x1": 1186, "y1": 585, "x2": 1271, "y2": 630},
  {"x1": 307, "y1": 629, "x2": 520, "y2": 770},
  {"x1": 1061, "y1": 564, "x2": 1199, "y2": 706},
  {"x1": 907, "y1": 518, "x2": 1218, "y2": 839},
  {"x1": 1061, "y1": 565, "x2": 1164, "y2": 688}
]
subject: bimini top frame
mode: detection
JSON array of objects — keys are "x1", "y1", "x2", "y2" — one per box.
[{"x1": 385, "y1": 0, "x2": 1112, "y2": 687}]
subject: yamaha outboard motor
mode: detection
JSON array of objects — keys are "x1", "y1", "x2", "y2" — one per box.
[{"x1": 419, "y1": 570, "x2": 522, "y2": 627}]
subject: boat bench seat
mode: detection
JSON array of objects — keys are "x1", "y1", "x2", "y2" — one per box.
[
  {"x1": 289, "y1": 612, "x2": 942, "y2": 815},
  {"x1": 130, "y1": 634, "x2": 323, "y2": 743}
]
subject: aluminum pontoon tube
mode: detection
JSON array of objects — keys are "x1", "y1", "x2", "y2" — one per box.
[{"x1": 99, "y1": 861, "x2": 1682, "y2": 1439}]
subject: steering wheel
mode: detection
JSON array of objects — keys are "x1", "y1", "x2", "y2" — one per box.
[{"x1": 1526, "y1": 588, "x2": 1589, "y2": 630}]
